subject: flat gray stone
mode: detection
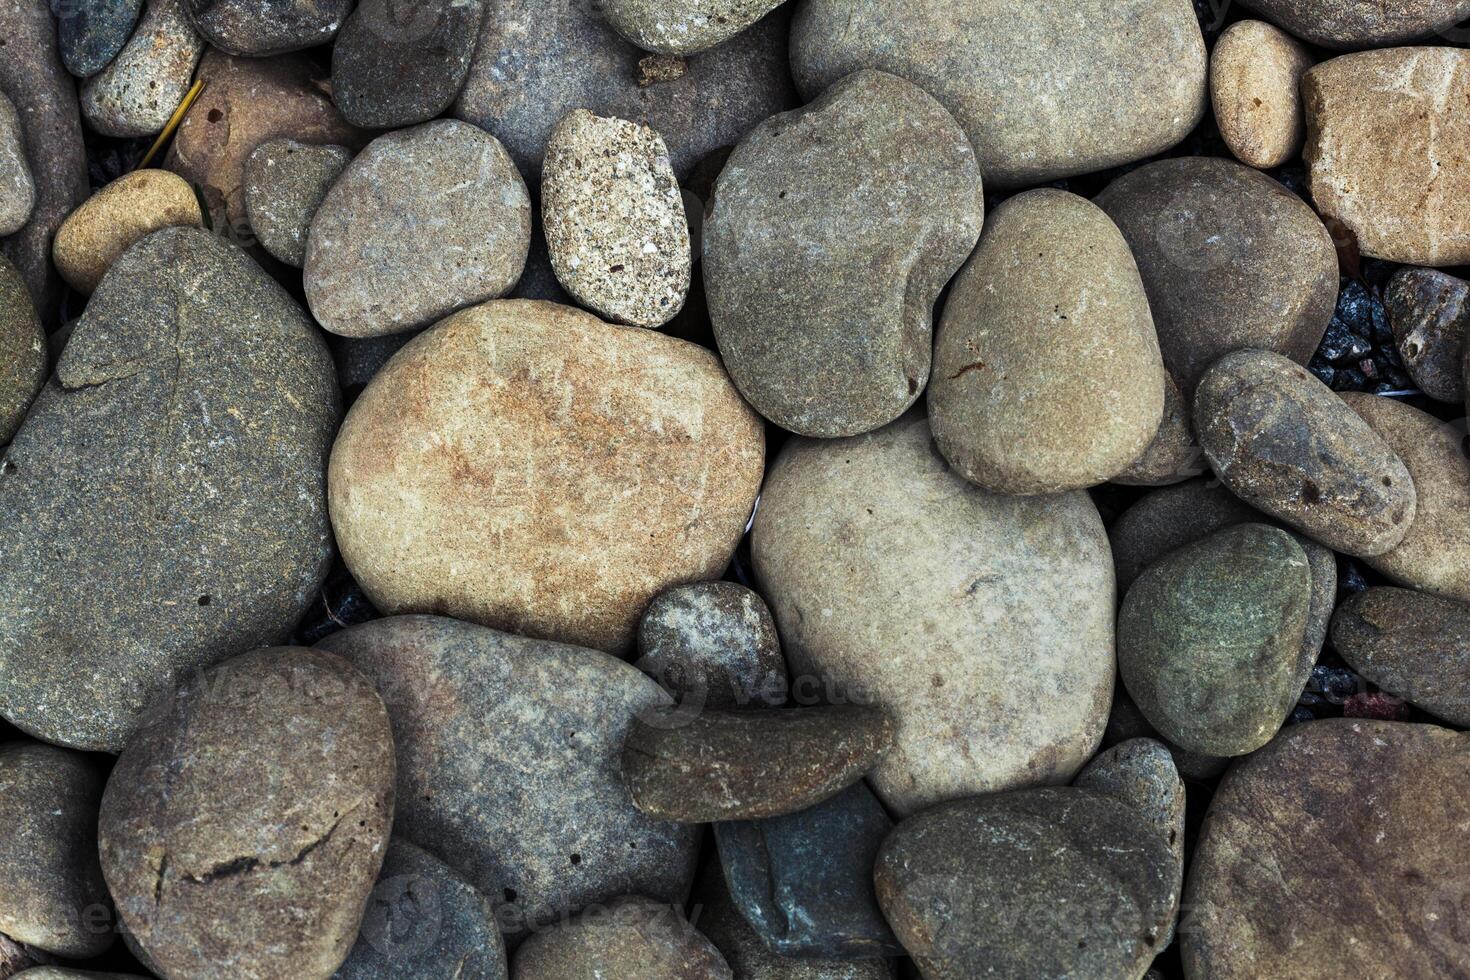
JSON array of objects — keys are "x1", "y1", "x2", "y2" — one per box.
[
  {"x1": 183, "y1": 0, "x2": 350, "y2": 55},
  {"x1": 0, "y1": 91, "x2": 35, "y2": 236},
  {"x1": 331, "y1": 0, "x2": 485, "y2": 129},
  {"x1": 243, "y1": 138, "x2": 351, "y2": 268}
]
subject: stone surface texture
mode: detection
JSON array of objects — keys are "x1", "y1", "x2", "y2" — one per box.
[
  {"x1": 52, "y1": 169, "x2": 203, "y2": 294},
  {"x1": 1386, "y1": 266, "x2": 1468, "y2": 402},
  {"x1": 80, "y1": 0, "x2": 205, "y2": 138},
  {"x1": 242, "y1": 138, "x2": 351, "y2": 268},
  {"x1": 1210, "y1": 19, "x2": 1314, "y2": 169}
]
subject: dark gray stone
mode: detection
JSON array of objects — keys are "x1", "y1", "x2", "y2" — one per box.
[
  {"x1": 637, "y1": 581, "x2": 787, "y2": 711},
  {"x1": 1331, "y1": 587, "x2": 1470, "y2": 727},
  {"x1": 0, "y1": 254, "x2": 44, "y2": 444},
  {"x1": 243, "y1": 138, "x2": 351, "y2": 268},
  {"x1": 1386, "y1": 266, "x2": 1467, "y2": 403},
  {"x1": 183, "y1": 0, "x2": 351, "y2": 55},
  {"x1": 54, "y1": 0, "x2": 144, "y2": 77}
]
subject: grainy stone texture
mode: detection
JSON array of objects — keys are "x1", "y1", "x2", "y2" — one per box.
[
  {"x1": 454, "y1": 0, "x2": 795, "y2": 182},
  {"x1": 601, "y1": 0, "x2": 786, "y2": 54},
  {"x1": 0, "y1": 227, "x2": 338, "y2": 752},
  {"x1": 1332, "y1": 587, "x2": 1470, "y2": 727},
  {"x1": 183, "y1": 0, "x2": 350, "y2": 54},
  {"x1": 56, "y1": 0, "x2": 145, "y2": 77},
  {"x1": 0, "y1": 743, "x2": 112, "y2": 958},
  {"x1": 12, "y1": 970, "x2": 146, "y2": 979},
  {"x1": 0, "y1": 93, "x2": 35, "y2": 236},
  {"x1": 305, "y1": 120, "x2": 531, "y2": 339},
  {"x1": 542, "y1": 110, "x2": 690, "y2": 329},
  {"x1": 929, "y1": 188, "x2": 1163, "y2": 494},
  {"x1": 874, "y1": 789, "x2": 1177, "y2": 979},
  {"x1": 1096, "y1": 157, "x2": 1338, "y2": 395},
  {"x1": 1304, "y1": 48, "x2": 1470, "y2": 266},
  {"x1": 0, "y1": 255, "x2": 45, "y2": 445},
  {"x1": 791, "y1": 0, "x2": 1206, "y2": 189},
  {"x1": 752, "y1": 414, "x2": 1114, "y2": 816},
  {"x1": 1106, "y1": 686, "x2": 1230, "y2": 781},
  {"x1": 512, "y1": 896, "x2": 731, "y2": 980},
  {"x1": 1387, "y1": 266, "x2": 1468, "y2": 403},
  {"x1": 315, "y1": 616, "x2": 700, "y2": 940},
  {"x1": 1110, "y1": 479, "x2": 1264, "y2": 591},
  {"x1": 80, "y1": 0, "x2": 205, "y2": 138},
  {"x1": 1239, "y1": 0, "x2": 1470, "y2": 47},
  {"x1": 637, "y1": 581, "x2": 786, "y2": 710},
  {"x1": 99, "y1": 648, "x2": 395, "y2": 980},
  {"x1": 328, "y1": 300, "x2": 763, "y2": 655},
  {"x1": 1210, "y1": 20, "x2": 1314, "y2": 169},
  {"x1": 707, "y1": 70, "x2": 983, "y2": 437},
  {"x1": 52, "y1": 169, "x2": 203, "y2": 294},
  {"x1": 331, "y1": 0, "x2": 485, "y2": 129},
  {"x1": 1290, "y1": 530, "x2": 1338, "y2": 694},
  {"x1": 243, "y1": 139, "x2": 350, "y2": 268},
  {"x1": 622, "y1": 706, "x2": 893, "y2": 822},
  {"x1": 1195, "y1": 349, "x2": 1416, "y2": 557},
  {"x1": 1113, "y1": 372, "x2": 1204, "y2": 486},
  {"x1": 1184, "y1": 719, "x2": 1470, "y2": 979}
]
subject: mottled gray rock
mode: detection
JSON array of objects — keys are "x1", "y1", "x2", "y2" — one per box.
[
  {"x1": 55, "y1": 0, "x2": 145, "y2": 77},
  {"x1": 305, "y1": 120, "x2": 531, "y2": 338},
  {"x1": 244, "y1": 138, "x2": 351, "y2": 268},
  {"x1": 183, "y1": 0, "x2": 350, "y2": 54},
  {"x1": 13, "y1": 970, "x2": 146, "y2": 979},
  {"x1": 80, "y1": 0, "x2": 205, "y2": 138},
  {"x1": 1113, "y1": 372, "x2": 1205, "y2": 486},
  {"x1": 512, "y1": 896, "x2": 731, "y2": 980},
  {"x1": 0, "y1": 92, "x2": 34, "y2": 236},
  {"x1": 791, "y1": 0, "x2": 1206, "y2": 189},
  {"x1": 1386, "y1": 266, "x2": 1467, "y2": 403},
  {"x1": 601, "y1": 0, "x2": 787, "y2": 54},
  {"x1": 1239, "y1": 0, "x2": 1470, "y2": 48},
  {"x1": 1109, "y1": 479, "x2": 1264, "y2": 591},
  {"x1": 315, "y1": 616, "x2": 701, "y2": 940},
  {"x1": 331, "y1": 0, "x2": 485, "y2": 129},
  {"x1": 707, "y1": 70, "x2": 983, "y2": 437},
  {"x1": 0, "y1": 254, "x2": 45, "y2": 444},
  {"x1": 0, "y1": 227, "x2": 338, "y2": 752},
  {"x1": 1332, "y1": 587, "x2": 1470, "y2": 727},
  {"x1": 637, "y1": 581, "x2": 786, "y2": 710}
]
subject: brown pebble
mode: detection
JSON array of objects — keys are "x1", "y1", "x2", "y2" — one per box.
[{"x1": 1386, "y1": 266, "x2": 1467, "y2": 403}]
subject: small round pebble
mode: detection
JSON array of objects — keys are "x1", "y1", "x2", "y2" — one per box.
[
  {"x1": 0, "y1": 92, "x2": 35, "y2": 237},
  {"x1": 599, "y1": 0, "x2": 787, "y2": 55},
  {"x1": 0, "y1": 254, "x2": 45, "y2": 445},
  {"x1": 80, "y1": 0, "x2": 206, "y2": 138},
  {"x1": 1386, "y1": 266, "x2": 1467, "y2": 403},
  {"x1": 636, "y1": 581, "x2": 787, "y2": 710},
  {"x1": 1210, "y1": 20, "x2": 1314, "y2": 169},
  {"x1": 243, "y1": 139, "x2": 351, "y2": 268},
  {"x1": 52, "y1": 169, "x2": 203, "y2": 294},
  {"x1": 511, "y1": 896, "x2": 731, "y2": 980}
]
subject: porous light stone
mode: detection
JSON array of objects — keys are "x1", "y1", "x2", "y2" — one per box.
[
  {"x1": 328, "y1": 300, "x2": 763, "y2": 655},
  {"x1": 542, "y1": 110, "x2": 690, "y2": 329},
  {"x1": 0, "y1": 255, "x2": 45, "y2": 445},
  {"x1": 511, "y1": 896, "x2": 731, "y2": 980},
  {"x1": 182, "y1": 0, "x2": 351, "y2": 55},
  {"x1": 1210, "y1": 20, "x2": 1314, "y2": 169},
  {"x1": 56, "y1": 0, "x2": 145, "y2": 77},
  {"x1": 0, "y1": 92, "x2": 35, "y2": 236},
  {"x1": 99, "y1": 648, "x2": 395, "y2": 980},
  {"x1": 706, "y1": 70, "x2": 983, "y2": 437},
  {"x1": 52, "y1": 169, "x2": 203, "y2": 294},
  {"x1": 752, "y1": 414, "x2": 1114, "y2": 816},
  {"x1": 0, "y1": 227, "x2": 338, "y2": 752},
  {"x1": 331, "y1": 0, "x2": 485, "y2": 129},
  {"x1": 636, "y1": 581, "x2": 787, "y2": 710},
  {"x1": 1113, "y1": 372, "x2": 1204, "y2": 486},
  {"x1": 243, "y1": 139, "x2": 351, "y2": 268},
  {"x1": 315, "y1": 616, "x2": 701, "y2": 940},
  {"x1": 790, "y1": 0, "x2": 1206, "y2": 189},
  {"x1": 80, "y1": 0, "x2": 205, "y2": 138},
  {"x1": 1386, "y1": 267, "x2": 1467, "y2": 403},
  {"x1": 1304, "y1": 48, "x2": 1470, "y2": 266},
  {"x1": 600, "y1": 0, "x2": 787, "y2": 54},
  {"x1": 1183, "y1": 720, "x2": 1470, "y2": 979},
  {"x1": 928, "y1": 188, "x2": 1164, "y2": 494},
  {"x1": 304, "y1": 120, "x2": 531, "y2": 339},
  {"x1": 1238, "y1": 0, "x2": 1470, "y2": 48},
  {"x1": 1095, "y1": 156, "x2": 1338, "y2": 395}
]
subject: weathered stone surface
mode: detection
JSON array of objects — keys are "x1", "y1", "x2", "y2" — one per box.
[
  {"x1": 80, "y1": 0, "x2": 205, "y2": 138},
  {"x1": 1304, "y1": 48, "x2": 1470, "y2": 266},
  {"x1": 0, "y1": 92, "x2": 34, "y2": 236},
  {"x1": 183, "y1": 0, "x2": 350, "y2": 55},
  {"x1": 52, "y1": 169, "x2": 203, "y2": 294},
  {"x1": 1110, "y1": 479, "x2": 1264, "y2": 591},
  {"x1": 331, "y1": 0, "x2": 485, "y2": 129},
  {"x1": 512, "y1": 896, "x2": 731, "y2": 980},
  {"x1": 622, "y1": 706, "x2": 893, "y2": 823},
  {"x1": 601, "y1": 0, "x2": 786, "y2": 55},
  {"x1": 637, "y1": 581, "x2": 787, "y2": 711},
  {"x1": 0, "y1": 743, "x2": 112, "y2": 958},
  {"x1": 1239, "y1": 0, "x2": 1470, "y2": 48},
  {"x1": 99, "y1": 647, "x2": 395, "y2": 980},
  {"x1": 1387, "y1": 266, "x2": 1467, "y2": 403},
  {"x1": 1113, "y1": 372, "x2": 1204, "y2": 486},
  {"x1": 752, "y1": 414, "x2": 1114, "y2": 816},
  {"x1": 714, "y1": 780, "x2": 900, "y2": 959},
  {"x1": 1289, "y1": 531, "x2": 1338, "y2": 695},
  {"x1": 455, "y1": 0, "x2": 795, "y2": 182},
  {"x1": 1210, "y1": 20, "x2": 1314, "y2": 169},
  {"x1": 791, "y1": 0, "x2": 1206, "y2": 189},
  {"x1": 1184, "y1": 719, "x2": 1470, "y2": 979},
  {"x1": 707, "y1": 70, "x2": 983, "y2": 437},
  {"x1": 0, "y1": 227, "x2": 338, "y2": 752},
  {"x1": 1195, "y1": 349, "x2": 1416, "y2": 557},
  {"x1": 56, "y1": 0, "x2": 145, "y2": 77},
  {"x1": 542, "y1": 110, "x2": 690, "y2": 329},
  {"x1": 0, "y1": 255, "x2": 45, "y2": 445},
  {"x1": 242, "y1": 138, "x2": 349, "y2": 268},
  {"x1": 328, "y1": 300, "x2": 763, "y2": 655},
  {"x1": 315, "y1": 616, "x2": 700, "y2": 940},
  {"x1": 1105, "y1": 687, "x2": 1230, "y2": 781},
  {"x1": 1332, "y1": 587, "x2": 1470, "y2": 727},
  {"x1": 1095, "y1": 157, "x2": 1338, "y2": 396},
  {"x1": 929, "y1": 188, "x2": 1163, "y2": 494},
  {"x1": 875, "y1": 789, "x2": 1177, "y2": 979},
  {"x1": 304, "y1": 120, "x2": 530, "y2": 339}
]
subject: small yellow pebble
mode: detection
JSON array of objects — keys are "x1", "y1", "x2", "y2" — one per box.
[{"x1": 52, "y1": 169, "x2": 204, "y2": 295}]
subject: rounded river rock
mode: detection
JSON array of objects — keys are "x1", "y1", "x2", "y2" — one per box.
[
  {"x1": 511, "y1": 896, "x2": 731, "y2": 980},
  {"x1": 1331, "y1": 587, "x2": 1470, "y2": 727},
  {"x1": 637, "y1": 581, "x2": 786, "y2": 711},
  {"x1": 243, "y1": 139, "x2": 352, "y2": 269},
  {"x1": 0, "y1": 254, "x2": 45, "y2": 444}
]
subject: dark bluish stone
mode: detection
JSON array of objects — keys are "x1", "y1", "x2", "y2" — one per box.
[
  {"x1": 1310, "y1": 664, "x2": 1362, "y2": 704},
  {"x1": 713, "y1": 780, "x2": 902, "y2": 960},
  {"x1": 54, "y1": 0, "x2": 144, "y2": 78},
  {"x1": 1316, "y1": 316, "x2": 1371, "y2": 364}
]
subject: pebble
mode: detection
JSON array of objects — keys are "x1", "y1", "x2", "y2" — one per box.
[
  {"x1": 327, "y1": 300, "x2": 763, "y2": 654},
  {"x1": 1109, "y1": 478, "x2": 1263, "y2": 590},
  {"x1": 80, "y1": 0, "x2": 205, "y2": 138},
  {"x1": 1210, "y1": 20, "x2": 1313, "y2": 169},
  {"x1": 0, "y1": 743, "x2": 113, "y2": 958},
  {"x1": 1238, "y1": 0, "x2": 1470, "y2": 47},
  {"x1": 1331, "y1": 587, "x2": 1470, "y2": 727},
  {"x1": 99, "y1": 647, "x2": 395, "y2": 980},
  {"x1": 874, "y1": 788, "x2": 1177, "y2": 979},
  {"x1": 1112, "y1": 372, "x2": 1205, "y2": 486},
  {"x1": 542, "y1": 110, "x2": 690, "y2": 329},
  {"x1": 791, "y1": 0, "x2": 1206, "y2": 189},
  {"x1": 600, "y1": 0, "x2": 787, "y2": 55},
  {"x1": 242, "y1": 138, "x2": 351, "y2": 268},
  {"x1": 0, "y1": 92, "x2": 35, "y2": 236},
  {"x1": 182, "y1": 0, "x2": 351, "y2": 55},
  {"x1": 454, "y1": 0, "x2": 795, "y2": 181},
  {"x1": 1106, "y1": 686, "x2": 1231, "y2": 781},
  {"x1": 304, "y1": 120, "x2": 531, "y2": 338},
  {"x1": 52, "y1": 169, "x2": 203, "y2": 294},
  {"x1": 512, "y1": 896, "x2": 731, "y2": 980},
  {"x1": 929, "y1": 188, "x2": 1164, "y2": 494},
  {"x1": 622, "y1": 705, "x2": 894, "y2": 823},
  {"x1": 1095, "y1": 157, "x2": 1338, "y2": 395},
  {"x1": 1304, "y1": 48, "x2": 1470, "y2": 266},
  {"x1": 636, "y1": 581, "x2": 787, "y2": 710},
  {"x1": 1182, "y1": 719, "x2": 1470, "y2": 978},
  {"x1": 0, "y1": 227, "x2": 338, "y2": 752},
  {"x1": 1385, "y1": 266, "x2": 1467, "y2": 402},
  {"x1": 706, "y1": 70, "x2": 983, "y2": 437},
  {"x1": 1194, "y1": 349, "x2": 1417, "y2": 557},
  {"x1": 714, "y1": 780, "x2": 901, "y2": 958},
  {"x1": 0, "y1": 255, "x2": 45, "y2": 445},
  {"x1": 751, "y1": 414, "x2": 1114, "y2": 815},
  {"x1": 56, "y1": 0, "x2": 144, "y2": 77},
  {"x1": 315, "y1": 616, "x2": 700, "y2": 939}
]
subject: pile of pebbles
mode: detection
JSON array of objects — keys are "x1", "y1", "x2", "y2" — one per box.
[{"x1": 2, "y1": 1, "x2": 1470, "y2": 978}]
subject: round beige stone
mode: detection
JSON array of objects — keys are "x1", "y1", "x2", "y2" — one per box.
[
  {"x1": 52, "y1": 170, "x2": 203, "y2": 295},
  {"x1": 1210, "y1": 20, "x2": 1314, "y2": 169}
]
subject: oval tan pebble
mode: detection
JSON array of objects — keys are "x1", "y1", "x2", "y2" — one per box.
[
  {"x1": 328, "y1": 299, "x2": 764, "y2": 654},
  {"x1": 52, "y1": 170, "x2": 203, "y2": 294},
  {"x1": 1210, "y1": 20, "x2": 1314, "y2": 169}
]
